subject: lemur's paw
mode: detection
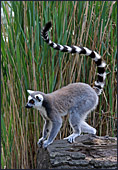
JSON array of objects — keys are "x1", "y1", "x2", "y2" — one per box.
[
  {"x1": 37, "y1": 137, "x2": 44, "y2": 147},
  {"x1": 42, "y1": 140, "x2": 51, "y2": 148},
  {"x1": 64, "y1": 136, "x2": 75, "y2": 143},
  {"x1": 64, "y1": 133, "x2": 80, "y2": 143}
]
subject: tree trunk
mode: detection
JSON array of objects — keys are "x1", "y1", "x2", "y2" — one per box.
[{"x1": 36, "y1": 134, "x2": 117, "y2": 169}]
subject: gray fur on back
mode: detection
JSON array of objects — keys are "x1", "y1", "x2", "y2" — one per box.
[{"x1": 46, "y1": 82, "x2": 98, "y2": 120}]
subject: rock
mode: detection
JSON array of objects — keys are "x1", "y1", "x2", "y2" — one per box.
[{"x1": 36, "y1": 134, "x2": 117, "y2": 169}]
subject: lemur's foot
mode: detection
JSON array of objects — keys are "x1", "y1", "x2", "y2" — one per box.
[
  {"x1": 64, "y1": 133, "x2": 80, "y2": 143},
  {"x1": 37, "y1": 137, "x2": 44, "y2": 147},
  {"x1": 43, "y1": 140, "x2": 53, "y2": 148}
]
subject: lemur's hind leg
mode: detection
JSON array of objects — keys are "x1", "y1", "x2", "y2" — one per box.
[
  {"x1": 64, "y1": 109, "x2": 81, "y2": 143},
  {"x1": 81, "y1": 121, "x2": 96, "y2": 134}
]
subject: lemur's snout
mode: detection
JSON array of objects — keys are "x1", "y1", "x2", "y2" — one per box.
[{"x1": 25, "y1": 103, "x2": 33, "y2": 108}]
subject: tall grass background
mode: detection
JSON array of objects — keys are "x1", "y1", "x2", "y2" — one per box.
[{"x1": 1, "y1": 1, "x2": 117, "y2": 169}]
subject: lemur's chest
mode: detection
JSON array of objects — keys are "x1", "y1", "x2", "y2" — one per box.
[{"x1": 38, "y1": 107, "x2": 50, "y2": 120}]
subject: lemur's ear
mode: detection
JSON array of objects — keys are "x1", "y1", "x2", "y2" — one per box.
[{"x1": 27, "y1": 90, "x2": 35, "y2": 94}]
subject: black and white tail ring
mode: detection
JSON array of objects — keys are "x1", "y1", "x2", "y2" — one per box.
[{"x1": 41, "y1": 21, "x2": 106, "y2": 95}]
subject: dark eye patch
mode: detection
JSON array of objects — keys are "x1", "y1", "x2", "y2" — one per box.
[
  {"x1": 29, "y1": 99, "x2": 35, "y2": 104},
  {"x1": 36, "y1": 96, "x2": 41, "y2": 102}
]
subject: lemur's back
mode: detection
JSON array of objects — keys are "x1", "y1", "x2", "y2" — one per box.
[
  {"x1": 47, "y1": 83, "x2": 98, "y2": 117},
  {"x1": 51, "y1": 82, "x2": 97, "y2": 99}
]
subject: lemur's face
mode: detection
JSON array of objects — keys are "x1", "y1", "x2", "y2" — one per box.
[{"x1": 25, "y1": 90, "x2": 43, "y2": 110}]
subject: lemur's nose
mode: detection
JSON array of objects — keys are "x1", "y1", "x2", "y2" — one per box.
[{"x1": 25, "y1": 103, "x2": 32, "y2": 108}]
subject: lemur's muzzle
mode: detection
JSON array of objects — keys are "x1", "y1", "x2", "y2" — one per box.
[{"x1": 25, "y1": 103, "x2": 33, "y2": 108}]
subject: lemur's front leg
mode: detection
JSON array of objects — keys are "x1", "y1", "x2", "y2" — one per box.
[
  {"x1": 37, "y1": 119, "x2": 52, "y2": 147},
  {"x1": 43, "y1": 117, "x2": 62, "y2": 148}
]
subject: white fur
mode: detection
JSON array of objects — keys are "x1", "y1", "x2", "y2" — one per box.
[
  {"x1": 64, "y1": 133, "x2": 80, "y2": 143},
  {"x1": 58, "y1": 44, "x2": 64, "y2": 50},
  {"x1": 98, "y1": 62, "x2": 106, "y2": 68},
  {"x1": 53, "y1": 43, "x2": 57, "y2": 48},
  {"x1": 64, "y1": 45, "x2": 72, "y2": 52},
  {"x1": 95, "y1": 81, "x2": 104, "y2": 88},
  {"x1": 49, "y1": 40, "x2": 52, "y2": 44},
  {"x1": 28, "y1": 95, "x2": 33, "y2": 101},
  {"x1": 28, "y1": 94, "x2": 49, "y2": 120},
  {"x1": 33, "y1": 96, "x2": 44, "y2": 110},
  {"x1": 81, "y1": 121, "x2": 96, "y2": 134},
  {"x1": 27, "y1": 93, "x2": 45, "y2": 112},
  {"x1": 73, "y1": 46, "x2": 81, "y2": 53},
  {"x1": 83, "y1": 47, "x2": 92, "y2": 55},
  {"x1": 93, "y1": 51, "x2": 101, "y2": 61},
  {"x1": 35, "y1": 94, "x2": 44, "y2": 102},
  {"x1": 97, "y1": 72, "x2": 106, "y2": 80}
]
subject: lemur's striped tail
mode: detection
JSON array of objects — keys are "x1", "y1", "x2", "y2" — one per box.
[{"x1": 41, "y1": 21, "x2": 106, "y2": 95}]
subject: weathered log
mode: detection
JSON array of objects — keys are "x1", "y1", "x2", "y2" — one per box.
[{"x1": 36, "y1": 134, "x2": 117, "y2": 169}]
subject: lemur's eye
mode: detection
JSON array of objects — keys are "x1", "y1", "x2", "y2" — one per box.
[
  {"x1": 36, "y1": 96, "x2": 41, "y2": 102},
  {"x1": 29, "y1": 99, "x2": 34, "y2": 104}
]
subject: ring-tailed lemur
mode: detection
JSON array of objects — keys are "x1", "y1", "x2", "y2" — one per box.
[{"x1": 25, "y1": 22, "x2": 106, "y2": 148}]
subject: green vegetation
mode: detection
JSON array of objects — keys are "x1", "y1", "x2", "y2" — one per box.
[{"x1": 1, "y1": 1, "x2": 117, "y2": 169}]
